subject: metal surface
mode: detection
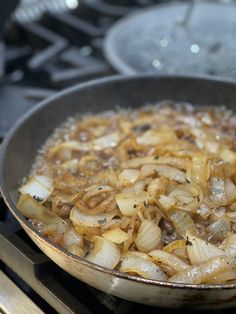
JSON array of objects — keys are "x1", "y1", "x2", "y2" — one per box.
[
  {"x1": 0, "y1": 270, "x2": 44, "y2": 314},
  {"x1": 0, "y1": 222, "x2": 92, "y2": 314},
  {"x1": 104, "y1": 1, "x2": 236, "y2": 77},
  {"x1": 84, "y1": 0, "x2": 176, "y2": 17},
  {"x1": 1, "y1": 75, "x2": 236, "y2": 309},
  {"x1": 0, "y1": 1, "x2": 116, "y2": 137},
  {"x1": 0, "y1": 0, "x2": 19, "y2": 34}
]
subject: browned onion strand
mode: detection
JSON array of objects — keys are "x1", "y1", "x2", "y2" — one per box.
[{"x1": 17, "y1": 103, "x2": 236, "y2": 284}]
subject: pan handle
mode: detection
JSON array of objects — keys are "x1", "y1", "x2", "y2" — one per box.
[{"x1": 0, "y1": 221, "x2": 91, "y2": 314}]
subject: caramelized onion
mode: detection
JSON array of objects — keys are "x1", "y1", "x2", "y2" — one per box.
[
  {"x1": 18, "y1": 104, "x2": 236, "y2": 284},
  {"x1": 135, "y1": 220, "x2": 161, "y2": 253},
  {"x1": 120, "y1": 255, "x2": 167, "y2": 281},
  {"x1": 86, "y1": 236, "x2": 120, "y2": 269}
]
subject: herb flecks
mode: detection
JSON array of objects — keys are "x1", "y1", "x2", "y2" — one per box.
[{"x1": 186, "y1": 236, "x2": 193, "y2": 246}]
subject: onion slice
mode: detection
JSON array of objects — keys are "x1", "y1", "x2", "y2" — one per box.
[
  {"x1": 225, "y1": 178, "x2": 236, "y2": 202},
  {"x1": 121, "y1": 156, "x2": 159, "y2": 169},
  {"x1": 86, "y1": 236, "x2": 120, "y2": 269},
  {"x1": 168, "y1": 255, "x2": 236, "y2": 284},
  {"x1": 157, "y1": 195, "x2": 176, "y2": 211},
  {"x1": 70, "y1": 207, "x2": 117, "y2": 227},
  {"x1": 116, "y1": 192, "x2": 148, "y2": 216},
  {"x1": 135, "y1": 220, "x2": 161, "y2": 253},
  {"x1": 186, "y1": 231, "x2": 224, "y2": 264},
  {"x1": 210, "y1": 177, "x2": 227, "y2": 205},
  {"x1": 149, "y1": 250, "x2": 189, "y2": 271},
  {"x1": 120, "y1": 255, "x2": 167, "y2": 281},
  {"x1": 19, "y1": 175, "x2": 53, "y2": 201},
  {"x1": 63, "y1": 226, "x2": 84, "y2": 247},
  {"x1": 169, "y1": 210, "x2": 197, "y2": 238},
  {"x1": 102, "y1": 228, "x2": 129, "y2": 244},
  {"x1": 118, "y1": 169, "x2": 140, "y2": 186},
  {"x1": 163, "y1": 240, "x2": 186, "y2": 253},
  {"x1": 93, "y1": 132, "x2": 120, "y2": 150},
  {"x1": 17, "y1": 194, "x2": 67, "y2": 233},
  {"x1": 155, "y1": 165, "x2": 187, "y2": 184},
  {"x1": 48, "y1": 141, "x2": 91, "y2": 157},
  {"x1": 220, "y1": 234, "x2": 236, "y2": 253}
]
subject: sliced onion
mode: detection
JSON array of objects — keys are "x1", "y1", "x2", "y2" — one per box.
[
  {"x1": 197, "y1": 204, "x2": 212, "y2": 219},
  {"x1": 116, "y1": 192, "x2": 148, "y2": 216},
  {"x1": 74, "y1": 225, "x2": 100, "y2": 241},
  {"x1": 169, "y1": 210, "x2": 197, "y2": 238},
  {"x1": 118, "y1": 169, "x2": 140, "y2": 186},
  {"x1": 220, "y1": 234, "x2": 236, "y2": 253},
  {"x1": 93, "y1": 132, "x2": 120, "y2": 150},
  {"x1": 63, "y1": 226, "x2": 84, "y2": 247},
  {"x1": 147, "y1": 177, "x2": 169, "y2": 198},
  {"x1": 140, "y1": 164, "x2": 187, "y2": 183},
  {"x1": 83, "y1": 185, "x2": 113, "y2": 202},
  {"x1": 205, "y1": 270, "x2": 236, "y2": 284},
  {"x1": 230, "y1": 202, "x2": 236, "y2": 211},
  {"x1": 154, "y1": 165, "x2": 187, "y2": 184},
  {"x1": 168, "y1": 184, "x2": 202, "y2": 213},
  {"x1": 86, "y1": 236, "x2": 120, "y2": 269},
  {"x1": 121, "y1": 156, "x2": 158, "y2": 169},
  {"x1": 225, "y1": 178, "x2": 236, "y2": 202},
  {"x1": 210, "y1": 177, "x2": 227, "y2": 205},
  {"x1": 19, "y1": 175, "x2": 53, "y2": 201},
  {"x1": 67, "y1": 244, "x2": 86, "y2": 257},
  {"x1": 125, "y1": 251, "x2": 150, "y2": 260},
  {"x1": 121, "y1": 216, "x2": 131, "y2": 229},
  {"x1": 154, "y1": 156, "x2": 188, "y2": 170},
  {"x1": 187, "y1": 151, "x2": 210, "y2": 184},
  {"x1": 48, "y1": 141, "x2": 91, "y2": 157},
  {"x1": 149, "y1": 250, "x2": 189, "y2": 271},
  {"x1": 163, "y1": 239, "x2": 186, "y2": 253},
  {"x1": 61, "y1": 159, "x2": 78, "y2": 174},
  {"x1": 227, "y1": 211, "x2": 236, "y2": 222},
  {"x1": 206, "y1": 218, "x2": 231, "y2": 241},
  {"x1": 135, "y1": 220, "x2": 161, "y2": 253},
  {"x1": 102, "y1": 228, "x2": 129, "y2": 244},
  {"x1": 186, "y1": 231, "x2": 224, "y2": 264},
  {"x1": 17, "y1": 194, "x2": 67, "y2": 232},
  {"x1": 119, "y1": 255, "x2": 167, "y2": 280},
  {"x1": 203, "y1": 140, "x2": 219, "y2": 154},
  {"x1": 157, "y1": 195, "x2": 176, "y2": 211},
  {"x1": 136, "y1": 128, "x2": 176, "y2": 146},
  {"x1": 134, "y1": 180, "x2": 146, "y2": 194},
  {"x1": 219, "y1": 147, "x2": 236, "y2": 163},
  {"x1": 101, "y1": 218, "x2": 121, "y2": 231},
  {"x1": 168, "y1": 255, "x2": 236, "y2": 284},
  {"x1": 70, "y1": 207, "x2": 116, "y2": 227},
  {"x1": 139, "y1": 164, "x2": 156, "y2": 178}
]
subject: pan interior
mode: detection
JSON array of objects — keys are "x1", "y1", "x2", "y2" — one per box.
[{"x1": 1, "y1": 75, "x2": 236, "y2": 290}]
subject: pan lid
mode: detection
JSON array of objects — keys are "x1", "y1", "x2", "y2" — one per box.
[{"x1": 104, "y1": 1, "x2": 236, "y2": 78}]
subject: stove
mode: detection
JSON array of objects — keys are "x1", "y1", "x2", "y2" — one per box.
[{"x1": 0, "y1": 1, "x2": 236, "y2": 313}]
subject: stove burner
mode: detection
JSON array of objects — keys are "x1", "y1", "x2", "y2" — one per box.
[{"x1": 85, "y1": 0, "x2": 169, "y2": 17}]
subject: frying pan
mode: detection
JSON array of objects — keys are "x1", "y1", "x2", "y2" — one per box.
[{"x1": 1, "y1": 75, "x2": 236, "y2": 309}]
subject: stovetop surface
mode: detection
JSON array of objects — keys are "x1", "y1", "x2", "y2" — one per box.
[{"x1": 1, "y1": 1, "x2": 236, "y2": 313}]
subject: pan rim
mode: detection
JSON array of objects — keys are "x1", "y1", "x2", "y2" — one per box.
[{"x1": 1, "y1": 73, "x2": 236, "y2": 290}]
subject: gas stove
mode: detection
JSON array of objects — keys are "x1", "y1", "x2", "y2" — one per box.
[{"x1": 0, "y1": 1, "x2": 236, "y2": 313}]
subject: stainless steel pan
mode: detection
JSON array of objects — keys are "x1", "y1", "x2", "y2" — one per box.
[{"x1": 1, "y1": 75, "x2": 236, "y2": 309}]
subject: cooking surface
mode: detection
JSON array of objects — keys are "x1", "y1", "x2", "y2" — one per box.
[{"x1": 1, "y1": 0, "x2": 236, "y2": 313}]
